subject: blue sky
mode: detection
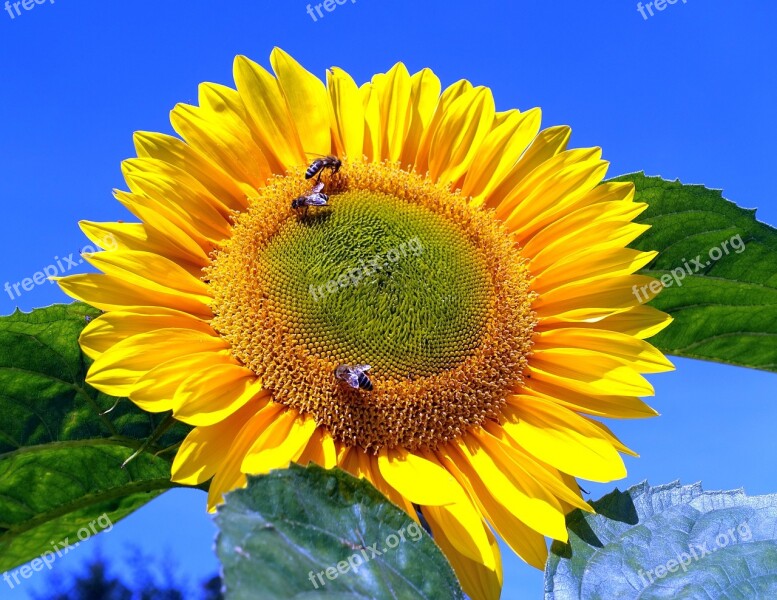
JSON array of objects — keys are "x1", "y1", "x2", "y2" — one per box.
[{"x1": 1, "y1": 1, "x2": 775, "y2": 598}]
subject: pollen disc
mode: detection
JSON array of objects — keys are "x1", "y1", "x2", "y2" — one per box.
[{"x1": 208, "y1": 162, "x2": 537, "y2": 451}]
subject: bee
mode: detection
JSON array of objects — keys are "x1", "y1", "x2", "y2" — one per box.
[
  {"x1": 334, "y1": 364, "x2": 373, "y2": 391},
  {"x1": 291, "y1": 181, "x2": 329, "y2": 213},
  {"x1": 305, "y1": 155, "x2": 342, "y2": 182}
]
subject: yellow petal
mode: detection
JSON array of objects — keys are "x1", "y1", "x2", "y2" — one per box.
[
  {"x1": 122, "y1": 157, "x2": 233, "y2": 219},
  {"x1": 79, "y1": 306, "x2": 215, "y2": 360},
  {"x1": 85, "y1": 328, "x2": 227, "y2": 396},
  {"x1": 78, "y1": 220, "x2": 137, "y2": 252},
  {"x1": 207, "y1": 400, "x2": 283, "y2": 510},
  {"x1": 120, "y1": 163, "x2": 230, "y2": 245},
  {"x1": 424, "y1": 506, "x2": 503, "y2": 600},
  {"x1": 57, "y1": 273, "x2": 212, "y2": 319},
  {"x1": 562, "y1": 305, "x2": 673, "y2": 339},
  {"x1": 414, "y1": 79, "x2": 473, "y2": 174},
  {"x1": 171, "y1": 396, "x2": 268, "y2": 486},
  {"x1": 170, "y1": 84, "x2": 271, "y2": 190},
  {"x1": 501, "y1": 397, "x2": 627, "y2": 482},
  {"x1": 502, "y1": 152, "x2": 609, "y2": 240},
  {"x1": 378, "y1": 62, "x2": 412, "y2": 162},
  {"x1": 416, "y1": 449, "x2": 497, "y2": 569},
  {"x1": 586, "y1": 180, "x2": 637, "y2": 203},
  {"x1": 507, "y1": 124, "x2": 572, "y2": 172},
  {"x1": 463, "y1": 108, "x2": 541, "y2": 204},
  {"x1": 120, "y1": 167, "x2": 230, "y2": 249},
  {"x1": 81, "y1": 250, "x2": 211, "y2": 300},
  {"x1": 233, "y1": 55, "x2": 305, "y2": 172},
  {"x1": 327, "y1": 67, "x2": 364, "y2": 160},
  {"x1": 338, "y1": 445, "x2": 367, "y2": 479},
  {"x1": 428, "y1": 87, "x2": 495, "y2": 185},
  {"x1": 399, "y1": 68, "x2": 441, "y2": 168},
  {"x1": 79, "y1": 220, "x2": 208, "y2": 273},
  {"x1": 496, "y1": 147, "x2": 602, "y2": 222},
  {"x1": 173, "y1": 364, "x2": 264, "y2": 426},
  {"x1": 130, "y1": 351, "x2": 233, "y2": 412},
  {"x1": 241, "y1": 410, "x2": 316, "y2": 474},
  {"x1": 520, "y1": 375, "x2": 659, "y2": 419},
  {"x1": 587, "y1": 419, "x2": 639, "y2": 457},
  {"x1": 270, "y1": 47, "x2": 332, "y2": 158},
  {"x1": 197, "y1": 83, "x2": 272, "y2": 187},
  {"x1": 520, "y1": 195, "x2": 644, "y2": 262},
  {"x1": 360, "y1": 75, "x2": 385, "y2": 162},
  {"x1": 133, "y1": 130, "x2": 251, "y2": 209},
  {"x1": 377, "y1": 447, "x2": 461, "y2": 506},
  {"x1": 112, "y1": 190, "x2": 211, "y2": 265},
  {"x1": 533, "y1": 274, "x2": 658, "y2": 318},
  {"x1": 529, "y1": 348, "x2": 655, "y2": 397},
  {"x1": 479, "y1": 422, "x2": 593, "y2": 513},
  {"x1": 533, "y1": 327, "x2": 674, "y2": 373},
  {"x1": 346, "y1": 454, "x2": 401, "y2": 524},
  {"x1": 451, "y1": 434, "x2": 568, "y2": 540},
  {"x1": 532, "y1": 248, "x2": 658, "y2": 293},
  {"x1": 480, "y1": 125, "x2": 571, "y2": 211},
  {"x1": 527, "y1": 221, "x2": 650, "y2": 275},
  {"x1": 297, "y1": 426, "x2": 338, "y2": 469},
  {"x1": 437, "y1": 451, "x2": 549, "y2": 569}
]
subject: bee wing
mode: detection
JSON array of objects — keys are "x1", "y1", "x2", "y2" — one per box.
[
  {"x1": 354, "y1": 364, "x2": 371, "y2": 373},
  {"x1": 335, "y1": 365, "x2": 357, "y2": 386},
  {"x1": 345, "y1": 373, "x2": 361, "y2": 388},
  {"x1": 310, "y1": 181, "x2": 325, "y2": 193},
  {"x1": 307, "y1": 194, "x2": 328, "y2": 206}
]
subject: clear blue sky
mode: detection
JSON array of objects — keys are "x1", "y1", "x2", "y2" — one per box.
[{"x1": 1, "y1": 1, "x2": 775, "y2": 598}]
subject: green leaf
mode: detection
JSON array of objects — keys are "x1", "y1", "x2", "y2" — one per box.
[
  {"x1": 613, "y1": 173, "x2": 777, "y2": 372},
  {"x1": 0, "y1": 303, "x2": 191, "y2": 572},
  {"x1": 545, "y1": 481, "x2": 777, "y2": 599},
  {"x1": 216, "y1": 463, "x2": 465, "y2": 600}
]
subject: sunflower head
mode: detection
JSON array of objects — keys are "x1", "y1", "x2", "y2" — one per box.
[
  {"x1": 207, "y1": 160, "x2": 537, "y2": 452},
  {"x1": 59, "y1": 48, "x2": 673, "y2": 600}
]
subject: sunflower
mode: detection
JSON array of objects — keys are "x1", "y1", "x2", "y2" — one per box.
[{"x1": 58, "y1": 48, "x2": 673, "y2": 600}]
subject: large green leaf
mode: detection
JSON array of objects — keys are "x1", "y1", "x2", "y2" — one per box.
[
  {"x1": 216, "y1": 464, "x2": 465, "y2": 600},
  {"x1": 545, "y1": 481, "x2": 777, "y2": 599},
  {"x1": 614, "y1": 173, "x2": 777, "y2": 372},
  {"x1": 0, "y1": 303, "x2": 191, "y2": 572}
]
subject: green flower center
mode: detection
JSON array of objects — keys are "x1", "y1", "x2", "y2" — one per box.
[
  {"x1": 260, "y1": 190, "x2": 492, "y2": 380},
  {"x1": 208, "y1": 162, "x2": 536, "y2": 451}
]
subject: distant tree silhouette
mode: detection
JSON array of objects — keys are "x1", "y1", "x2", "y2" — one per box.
[
  {"x1": 36, "y1": 558, "x2": 132, "y2": 600},
  {"x1": 201, "y1": 576, "x2": 224, "y2": 600},
  {"x1": 31, "y1": 552, "x2": 223, "y2": 600}
]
